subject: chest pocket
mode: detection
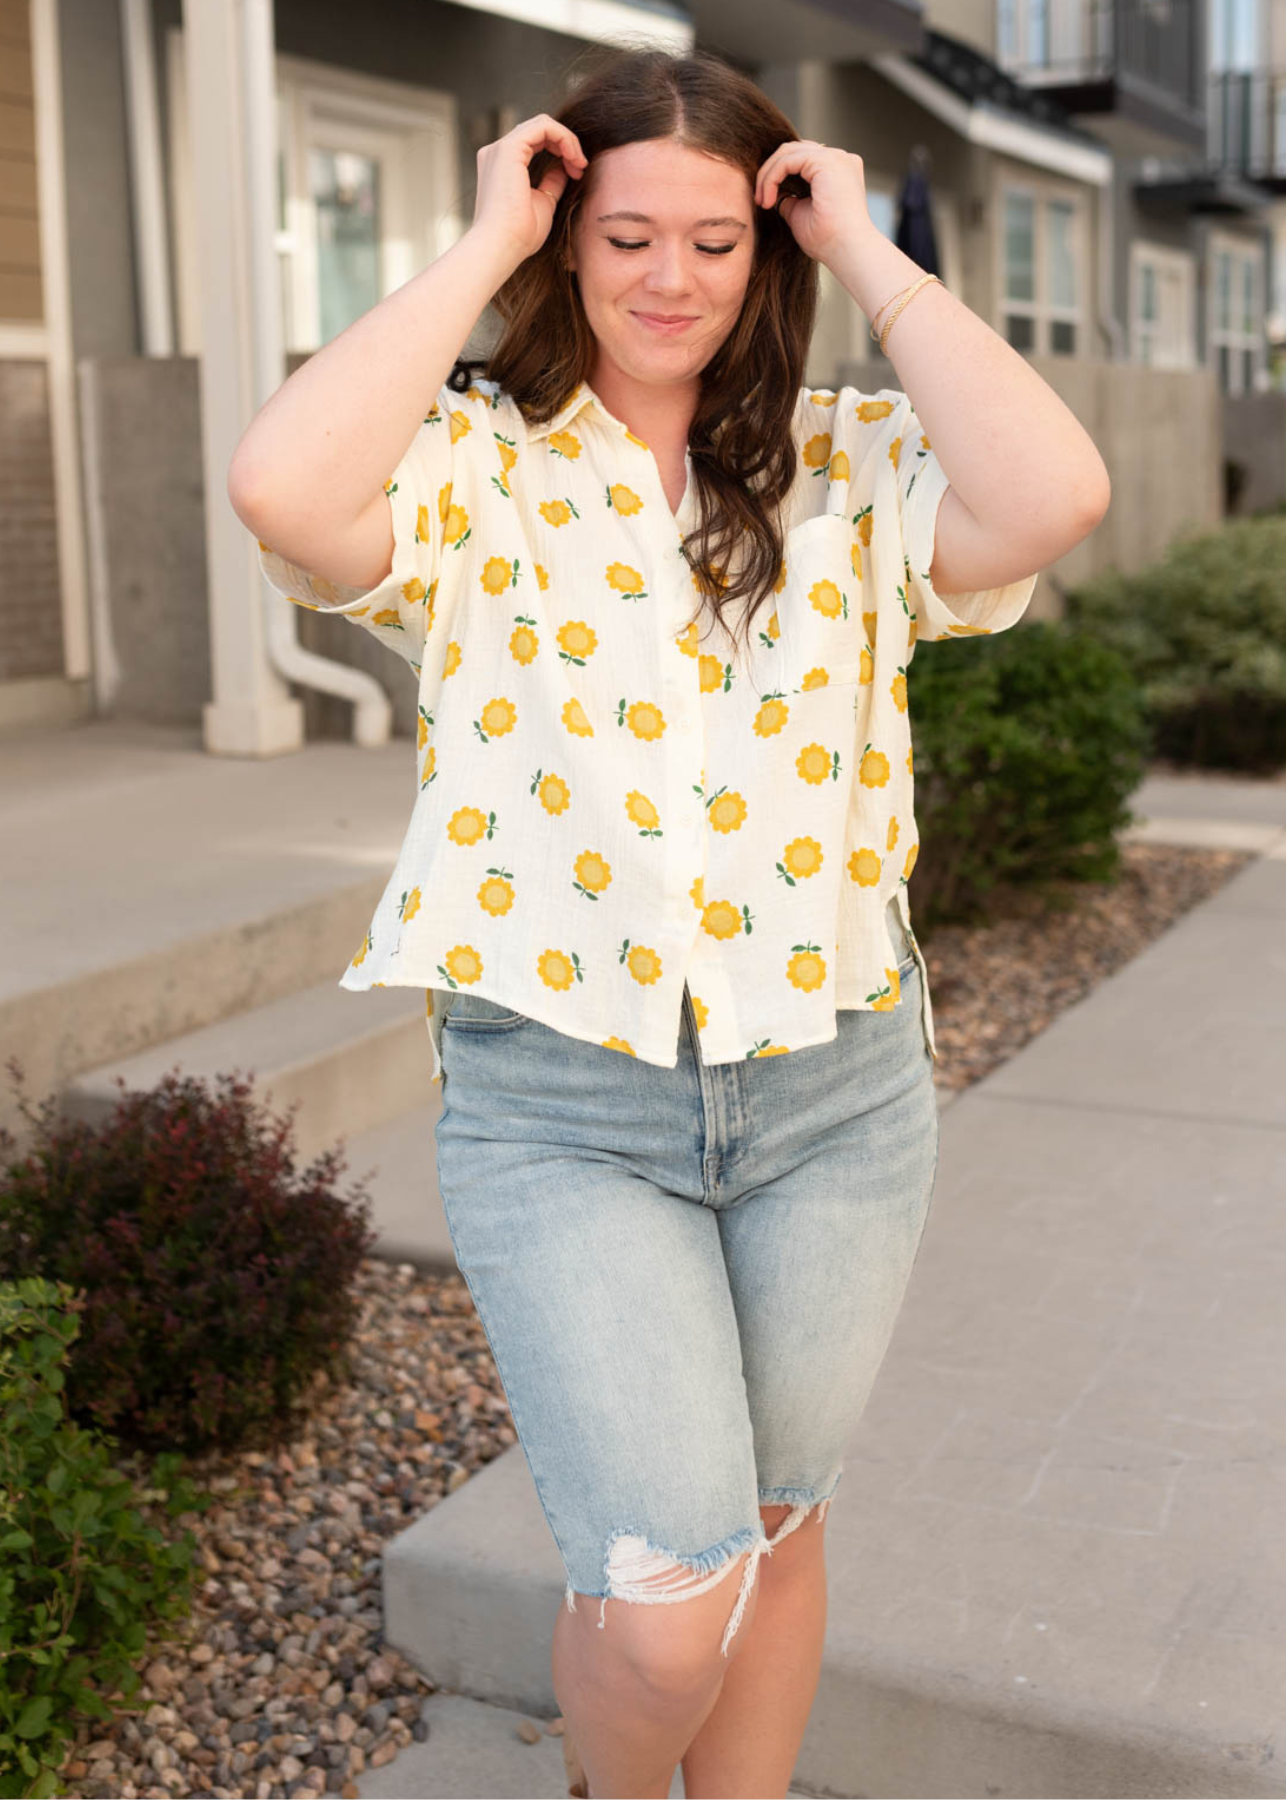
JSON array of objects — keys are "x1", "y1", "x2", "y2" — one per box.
[{"x1": 776, "y1": 513, "x2": 867, "y2": 692}]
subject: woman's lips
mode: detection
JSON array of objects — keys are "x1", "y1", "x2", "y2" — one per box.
[{"x1": 633, "y1": 311, "x2": 697, "y2": 334}]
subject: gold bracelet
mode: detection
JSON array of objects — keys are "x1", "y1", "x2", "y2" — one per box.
[
  {"x1": 868, "y1": 271, "x2": 938, "y2": 339},
  {"x1": 868, "y1": 274, "x2": 923, "y2": 338},
  {"x1": 873, "y1": 273, "x2": 941, "y2": 356}
]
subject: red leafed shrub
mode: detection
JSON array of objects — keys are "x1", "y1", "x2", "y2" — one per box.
[{"x1": 0, "y1": 1058, "x2": 378, "y2": 1458}]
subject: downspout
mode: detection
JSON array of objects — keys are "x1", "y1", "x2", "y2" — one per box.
[
  {"x1": 1097, "y1": 160, "x2": 1128, "y2": 362},
  {"x1": 119, "y1": 0, "x2": 392, "y2": 747}
]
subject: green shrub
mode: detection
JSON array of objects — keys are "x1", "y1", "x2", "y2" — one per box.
[
  {"x1": 1063, "y1": 513, "x2": 1286, "y2": 772},
  {"x1": 0, "y1": 1062, "x2": 378, "y2": 1458},
  {"x1": 0, "y1": 1276, "x2": 212, "y2": 1800},
  {"x1": 908, "y1": 620, "x2": 1152, "y2": 931}
]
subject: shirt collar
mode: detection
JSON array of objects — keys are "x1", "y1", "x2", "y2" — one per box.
[{"x1": 524, "y1": 380, "x2": 643, "y2": 446}]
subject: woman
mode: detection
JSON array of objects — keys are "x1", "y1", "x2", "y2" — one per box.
[{"x1": 230, "y1": 41, "x2": 1109, "y2": 1800}]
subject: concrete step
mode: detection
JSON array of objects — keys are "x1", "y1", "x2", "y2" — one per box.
[
  {"x1": 61, "y1": 974, "x2": 436, "y2": 1168},
  {"x1": 353, "y1": 1689, "x2": 824, "y2": 1798}
]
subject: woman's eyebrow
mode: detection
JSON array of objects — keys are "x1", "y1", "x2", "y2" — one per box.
[{"x1": 596, "y1": 211, "x2": 748, "y2": 230}]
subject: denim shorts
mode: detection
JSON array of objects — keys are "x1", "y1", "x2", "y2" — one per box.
[{"x1": 433, "y1": 894, "x2": 940, "y2": 1658}]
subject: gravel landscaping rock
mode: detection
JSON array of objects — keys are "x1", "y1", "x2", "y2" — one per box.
[{"x1": 53, "y1": 835, "x2": 1253, "y2": 1798}]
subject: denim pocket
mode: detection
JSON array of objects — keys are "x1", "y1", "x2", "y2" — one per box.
[{"x1": 441, "y1": 989, "x2": 530, "y2": 1031}]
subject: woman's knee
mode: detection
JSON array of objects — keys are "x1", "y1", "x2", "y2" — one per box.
[{"x1": 572, "y1": 1543, "x2": 763, "y2": 1696}]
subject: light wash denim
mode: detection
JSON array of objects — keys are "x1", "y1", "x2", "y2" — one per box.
[{"x1": 433, "y1": 893, "x2": 940, "y2": 1657}]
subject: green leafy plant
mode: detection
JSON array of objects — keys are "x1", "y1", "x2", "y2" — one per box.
[
  {"x1": 908, "y1": 620, "x2": 1152, "y2": 931},
  {"x1": 0, "y1": 1276, "x2": 213, "y2": 1799},
  {"x1": 0, "y1": 1062, "x2": 378, "y2": 1457},
  {"x1": 1063, "y1": 513, "x2": 1286, "y2": 772}
]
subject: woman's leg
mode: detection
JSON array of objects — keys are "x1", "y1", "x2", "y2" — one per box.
[{"x1": 551, "y1": 1546, "x2": 761, "y2": 1799}]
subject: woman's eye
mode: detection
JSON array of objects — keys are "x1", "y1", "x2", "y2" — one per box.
[{"x1": 607, "y1": 238, "x2": 735, "y2": 256}]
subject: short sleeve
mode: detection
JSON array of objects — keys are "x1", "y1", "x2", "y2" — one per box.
[
  {"x1": 252, "y1": 378, "x2": 487, "y2": 675},
  {"x1": 884, "y1": 389, "x2": 1038, "y2": 645}
]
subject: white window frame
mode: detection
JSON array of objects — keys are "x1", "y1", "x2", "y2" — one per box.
[
  {"x1": 1207, "y1": 227, "x2": 1266, "y2": 394},
  {"x1": 1128, "y1": 240, "x2": 1196, "y2": 369},
  {"x1": 166, "y1": 29, "x2": 461, "y2": 357},
  {"x1": 996, "y1": 176, "x2": 1088, "y2": 356}
]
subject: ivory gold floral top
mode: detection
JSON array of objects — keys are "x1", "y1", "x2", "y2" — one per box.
[{"x1": 255, "y1": 376, "x2": 1037, "y2": 1083}]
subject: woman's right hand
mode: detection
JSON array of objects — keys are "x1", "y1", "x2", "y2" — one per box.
[{"x1": 471, "y1": 113, "x2": 587, "y2": 267}]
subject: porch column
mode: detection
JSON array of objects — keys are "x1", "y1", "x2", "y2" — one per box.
[{"x1": 185, "y1": 0, "x2": 304, "y2": 756}]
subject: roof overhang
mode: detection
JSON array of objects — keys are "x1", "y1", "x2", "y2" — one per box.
[
  {"x1": 441, "y1": 0, "x2": 694, "y2": 50},
  {"x1": 688, "y1": 0, "x2": 922, "y2": 65}
]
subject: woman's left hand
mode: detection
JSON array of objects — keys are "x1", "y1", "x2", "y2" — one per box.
[{"x1": 755, "y1": 140, "x2": 874, "y2": 267}]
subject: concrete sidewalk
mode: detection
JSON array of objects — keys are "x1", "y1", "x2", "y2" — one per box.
[{"x1": 371, "y1": 771, "x2": 1286, "y2": 1799}]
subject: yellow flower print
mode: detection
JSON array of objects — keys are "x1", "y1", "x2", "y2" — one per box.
[
  {"x1": 562, "y1": 696, "x2": 594, "y2": 737},
  {"x1": 690, "y1": 874, "x2": 705, "y2": 911},
  {"x1": 856, "y1": 398, "x2": 895, "y2": 423},
  {"x1": 860, "y1": 609, "x2": 878, "y2": 645},
  {"x1": 906, "y1": 745, "x2": 914, "y2": 775},
  {"x1": 856, "y1": 507, "x2": 873, "y2": 548},
  {"x1": 890, "y1": 670, "x2": 908, "y2": 713},
  {"x1": 698, "y1": 654, "x2": 726, "y2": 695},
  {"x1": 478, "y1": 871, "x2": 515, "y2": 916},
  {"x1": 903, "y1": 841, "x2": 919, "y2": 881},
  {"x1": 573, "y1": 850, "x2": 612, "y2": 900},
  {"x1": 700, "y1": 899, "x2": 744, "y2": 940},
  {"x1": 369, "y1": 608, "x2": 401, "y2": 631},
  {"x1": 534, "y1": 562, "x2": 550, "y2": 591},
  {"x1": 888, "y1": 435, "x2": 903, "y2": 474},
  {"x1": 809, "y1": 578, "x2": 846, "y2": 623},
  {"x1": 796, "y1": 742, "x2": 839, "y2": 786},
  {"x1": 481, "y1": 555, "x2": 520, "y2": 595},
  {"x1": 708, "y1": 790, "x2": 747, "y2": 834},
  {"x1": 690, "y1": 994, "x2": 708, "y2": 1030},
  {"x1": 419, "y1": 743, "x2": 436, "y2": 791},
  {"x1": 538, "y1": 498, "x2": 578, "y2": 527},
  {"x1": 800, "y1": 667, "x2": 834, "y2": 691},
  {"x1": 946, "y1": 621, "x2": 993, "y2": 637},
  {"x1": 753, "y1": 694, "x2": 790, "y2": 738},
  {"x1": 509, "y1": 619, "x2": 539, "y2": 664},
  {"x1": 921, "y1": 431, "x2": 932, "y2": 451},
  {"x1": 887, "y1": 816, "x2": 899, "y2": 851},
  {"x1": 625, "y1": 790, "x2": 661, "y2": 836},
  {"x1": 606, "y1": 482, "x2": 643, "y2": 515},
  {"x1": 624, "y1": 428, "x2": 649, "y2": 449},
  {"x1": 417, "y1": 708, "x2": 430, "y2": 750},
  {"x1": 676, "y1": 618, "x2": 700, "y2": 657},
  {"x1": 860, "y1": 745, "x2": 890, "y2": 788},
  {"x1": 537, "y1": 948, "x2": 581, "y2": 991},
  {"x1": 767, "y1": 610, "x2": 781, "y2": 642},
  {"x1": 351, "y1": 928, "x2": 372, "y2": 968},
  {"x1": 620, "y1": 699, "x2": 665, "y2": 741},
  {"x1": 603, "y1": 1038, "x2": 637, "y2": 1056},
  {"x1": 447, "y1": 805, "x2": 492, "y2": 847},
  {"x1": 850, "y1": 541, "x2": 863, "y2": 582},
  {"x1": 444, "y1": 502, "x2": 470, "y2": 549},
  {"x1": 557, "y1": 620, "x2": 598, "y2": 666},
  {"x1": 620, "y1": 942, "x2": 663, "y2": 985},
  {"x1": 442, "y1": 943, "x2": 483, "y2": 986},
  {"x1": 443, "y1": 641, "x2": 462, "y2": 678},
  {"x1": 802, "y1": 432, "x2": 832, "y2": 473},
  {"x1": 548, "y1": 429, "x2": 582, "y2": 460},
  {"x1": 476, "y1": 697, "x2": 517, "y2": 742},
  {"x1": 535, "y1": 771, "x2": 571, "y2": 814},
  {"x1": 751, "y1": 1043, "x2": 792, "y2": 1058},
  {"x1": 779, "y1": 837, "x2": 823, "y2": 883},
  {"x1": 398, "y1": 886, "x2": 422, "y2": 924},
  {"x1": 859, "y1": 645, "x2": 874, "y2": 685},
  {"x1": 787, "y1": 944, "x2": 827, "y2": 992},
  {"x1": 810, "y1": 389, "x2": 838, "y2": 407},
  {"x1": 828, "y1": 450, "x2": 850, "y2": 483},
  {"x1": 448, "y1": 409, "x2": 472, "y2": 444},
  {"x1": 908, "y1": 615, "x2": 919, "y2": 650},
  {"x1": 870, "y1": 966, "x2": 901, "y2": 1011},
  {"x1": 848, "y1": 847, "x2": 881, "y2": 887},
  {"x1": 606, "y1": 561, "x2": 647, "y2": 601},
  {"x1": 498, "y1": 441, "x2": 518, "y2": 477},
  {"x1": 416, "y1": 502, "x2": 430, "y2": 545}
]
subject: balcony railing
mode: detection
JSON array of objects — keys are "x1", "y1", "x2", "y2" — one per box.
[
  {"x1": 1000, "y1": 0, "x2": 1199, "y2": 110},
  {"x1": 1208, "y1": 68, "x2": 1286, "y2": 182}
]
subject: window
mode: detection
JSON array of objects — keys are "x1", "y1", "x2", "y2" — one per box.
[
  {"x1": 999, "y1": 181, "x2": 1086, "y2": 355},
  {"x1": 1208, "y1": 233, "x2": 1263, "y2": 394},
  {"x1": 1129, "y1": 241, "x2": 1195, "y2": 368}
]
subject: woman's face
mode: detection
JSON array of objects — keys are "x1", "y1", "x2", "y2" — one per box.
[{"x1": 567, "y1": 137, "x2": 756, "y2": 393}]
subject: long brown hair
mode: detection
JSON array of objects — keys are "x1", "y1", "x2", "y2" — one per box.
[{"x1": 449, "y1": 42, "x2": 820, "y2": 658}]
